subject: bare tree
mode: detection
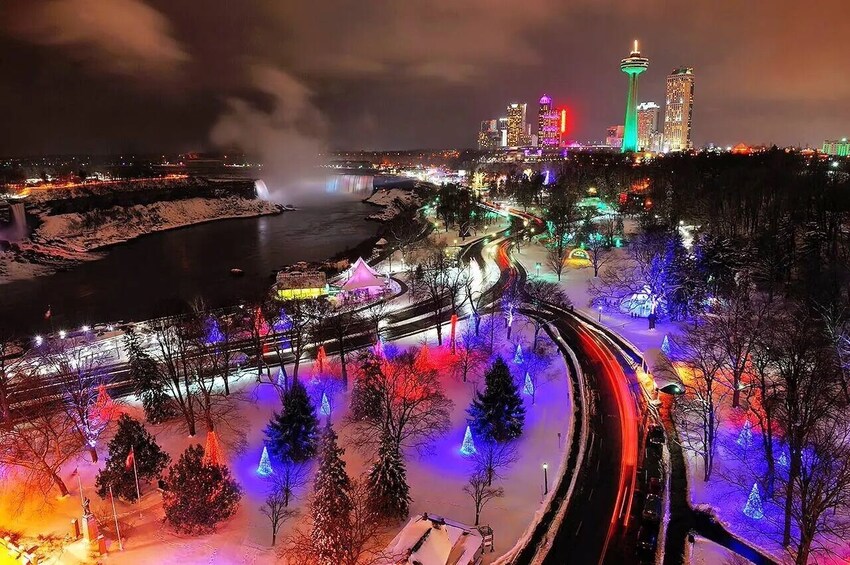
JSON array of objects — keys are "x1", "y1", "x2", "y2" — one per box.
[
  {"x1": 451, "y1": 322, "x2": 487, "y2": 383},
  {"x1": 463, "y1": 470, "x2": 504, "y2": 525},
  {"x1": 780, "y1": 418, "x2": 850, "y2": 565},
  {"x1": 545, "y1": 244, "x2": 568, "y2": 282},
  {"x1": 322, "y1": 302, "x2": 363, "y2": 388},
  {"x1": 261, "y1": 489, "x2": 296, "y2": 546},
  {"x1": 472, "y1": 440, "x2": 519, "y2": 486},
  {"x1": 41, "y1": 334, "x2": 112, "y2": 462},
  {"x1": 271, "y1": 461, "x2": 310, "y2": 507},
  {"x1": 349, "y1": 349, "x2": 453, "y2": 455},
  {"x1": 281, "y1": 299, "x2": 314, "y2": 380},
  {"x1": 673, "y1": 322, "x2": 727, "y2": 481},
  {"x1": 523, "y1": 279, "x2": 571, "y2": 351},
  {"x1": 769, "y1": 309, "x2": 840, "y2": 548},
  {"x1": 584, "y1": 231, "x2": 613, "y2": 277},
  {"x1": 744, "y1": 329, "x2": 783, "y2": 499},
  {"x1": 414, "y1": 244, "x2": 453, "y2": 345},
  {"x1": 0, "y1": 336, "x2": 27, "y2": 428},
  {"x1": 148, "y1": 317, "x2": 198, "y2": 436},
  {"x1": 0, "y1": 374, "x2": 83, "y2": 497},
  {"x1": 463, "y1": 264, "x2": 493, "y2": 337}
]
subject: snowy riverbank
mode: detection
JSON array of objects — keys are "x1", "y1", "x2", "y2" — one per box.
[
  {"x1": 0, "y1": 196, "x2": 281, "y2": 284},
  {"x1": 363, "y1": 187, "x2": 423, "y2": 222}
]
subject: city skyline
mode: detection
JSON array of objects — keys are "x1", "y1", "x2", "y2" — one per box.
[{"x1": 0, "y1": 1, "x2": 848, "y2": 156}]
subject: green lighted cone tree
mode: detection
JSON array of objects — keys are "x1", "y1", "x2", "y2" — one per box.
[
  {"x1": 365, "y1": 431, "x2": 411, "y2": 521},
  {"x1": 468, "y1": 357, "x2": 526, "y2": 443},
  {"x1": 162, "y1": 444, "x2": 243, "y2": 534},
  {"x1": 95, "y1": 414, "x2": 170, "y2": 502},
  {"x1": 311, "y1": 424, "x2": 353, "y2": 563}
]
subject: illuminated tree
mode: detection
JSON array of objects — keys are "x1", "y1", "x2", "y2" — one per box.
[
  {"x1": 468, "y1": 357, "x2": 526, "y2": 443},
  {"x1": 95, "y1": 414, "x2": 170, "y2": 502},
  {"x1": 265, "y1": 378, "x2": 319, "y2": 463},
  {"x1": 365, "y1": 431, "x2": 411, "y2": 521}
]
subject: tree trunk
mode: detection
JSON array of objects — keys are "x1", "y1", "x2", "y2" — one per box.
[
  {"x1": 795, "y1": 533, "x2": 812, "y2": 565},
  {"x1": 732, "y1": 374, "x2": 741, "y2": 408},
  {"x1": 783, "y1": 449, "x2": 801, "y2": 547},
  {"x1": 338, "y1": 340, "x2": 348, "y2": 388},
  {"x1": 435, "y1": 314, "x2": 443, "y2": 345},
  {"x1": 52, "y1": 472, "x2": 70, "y2": 497},
  {"x1": 88, "y1": 446, "x2": 98, "y2": 463},
  {"x1": 474, "y1": 508, "x2": 480, "y2": 525}
]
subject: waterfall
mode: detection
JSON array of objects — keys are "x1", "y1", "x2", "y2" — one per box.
[
  {"x1": 2, "y1": 202, "x2": 27, "y2": 242},
  {"x1": 254, "y1": 179, "x2": 270, "y2": 200}
]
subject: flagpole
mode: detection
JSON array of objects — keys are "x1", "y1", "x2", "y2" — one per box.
[
  {"x1": 109, "y1": 486, "x2": 123, "y2": 551},
  {"x1": 76, "y1": 468, "x2": 84, "y2": 507},
  {"x1": 132, "y1": 450, "x2": 142, "y2": 510}
]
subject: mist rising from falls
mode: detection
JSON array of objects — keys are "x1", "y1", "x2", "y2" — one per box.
[{"x1": 254, "y1": 179, "x2": 270, "y2": 200}]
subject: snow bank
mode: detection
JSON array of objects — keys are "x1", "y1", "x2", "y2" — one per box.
[{"x1": 364, "y1": 188, "x2": 422, "y2": 222}]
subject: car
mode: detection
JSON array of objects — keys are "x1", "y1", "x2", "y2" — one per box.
[
  {"x1": 642, "y1": 493, "x2": 663, "y2": 522},
  {"x1": 648, "y1": 424, "x2": 665, "y2": 445},
  {"x1": 636, "y1": 524, "x2": 658, "y2": 557},
  {"x1": 648, "y1": 476, "x2": 662, "y2": 495}
]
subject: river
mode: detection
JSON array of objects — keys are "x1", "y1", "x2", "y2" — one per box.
[{"x1": 0, "y1": 194, "x2": 380, "y2": 336}]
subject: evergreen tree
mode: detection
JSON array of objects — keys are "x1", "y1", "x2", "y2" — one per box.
[
  {"x1": 349, "y1": 354, "x2": 384, "y2": 422},
  {"x1": 95, "y1": 414, "x2": 170, "y2": 501},
  {"x1": 162, "y1": 444, "x2": 243, "y2": 534},
  {"x1": 365, "y1": 432, "x2": 411, "y2": 521},
  {"x1": 468, "y1": 357, "x2": 525, "y2": 443},
  {"x1": 311, "y1": 424, "x2": 353, "y2": 564},
  {"x1": 125, "y1": 329, "x2": 175, "y2": 423},
  {"x1": 265, "y1": 378, "x2": 319, "y2": 463}
]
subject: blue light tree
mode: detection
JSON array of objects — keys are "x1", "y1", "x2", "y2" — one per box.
[
  {"x1": 523, "y1": 372, "x2": 534, "y2": 398},
  {"x1": 320, "y1": 392, "x2": 331, "y2": 417},
  {"x1": 460, "y1": 425, "x2": 477, "y2": 456},
  {"x1": 257, "y1": 445, "x2": 274, "y2": 477},
  {"x1": 661, "y1": 334, "x2": 671, "y2": 356},
  {"x1": 276, "y1": 366, "x2": 287, "y2": 389},
  {"x1": 737, "y1": 418, "x2": 753, "y2": 448},
  {"x1": 514, "y1": 343, "x2": 524, "y2": 365},
  {"x1": 205, "y1": 317, "x2": 224, "y2": 344},
  {"x1": 778, "y1": 450, "x2": 789, "y2": 468},
  {"x1": 743, "y1": 482, "x2": 764, "y2": 519}
]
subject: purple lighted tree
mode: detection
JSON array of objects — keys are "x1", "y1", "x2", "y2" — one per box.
[
  {"x1": 737, "y1": 417, "x2": 753, "y2": 448},
  {"x1": 514, "y1": 343, "x2": 524, "y2": 365}
]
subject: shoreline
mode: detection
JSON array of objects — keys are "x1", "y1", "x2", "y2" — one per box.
[{"x1": 1, "y1": 198, "x2": 283, "y2": 285}]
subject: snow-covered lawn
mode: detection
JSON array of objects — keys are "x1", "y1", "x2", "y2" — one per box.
[{"x1": 0, "y1": 314, "x2": 571, "y2": 564}]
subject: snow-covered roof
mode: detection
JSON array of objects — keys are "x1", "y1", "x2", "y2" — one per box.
[
  {"x1": 381, "y1": 513, "x2": 483, "y2": 565},
  {"x1": 341, "y1": 257, "x2": 385, "y2": 291},
  {"x1": 644, "y1": 347, "x2": 684, "y2": 394}
]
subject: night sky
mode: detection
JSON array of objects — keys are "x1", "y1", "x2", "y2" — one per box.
[{"x1": 1, "y1": 1, "x2": 848, "y2": 156}]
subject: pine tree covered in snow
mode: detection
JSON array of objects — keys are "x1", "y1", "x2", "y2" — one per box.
[
  {"x1": 365, "y1": 432, "x2": 411, "y2": 521},
  {"x1": 162, "y1": 444, "x2": 243, "y2": 534},
  {"x1": 125, "y1": 329, "x2": 175, "y2": 424},
  {"x1": 311, "y1": 424, "x2": 353, "y2": 564},
  {"x1": 265, "y1": 378, "x2": 319, "y2": 463},
  {"x1": 468, "y1": 357, "x2": 526, "y2": 442},
  {"x1": 95, "y1": 414, "x2": 170, "y2": 501}
]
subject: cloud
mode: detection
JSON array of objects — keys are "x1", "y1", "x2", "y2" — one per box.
[
  {"x1": 210, "y1": 65, "x2": 328, "y2": 202},
  {"x1": 5, "y1": 0, "x2": 189, "y2": 79}
]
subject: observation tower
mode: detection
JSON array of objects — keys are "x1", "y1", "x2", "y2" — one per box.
[{"x1": 620, "y1": 40, "x2": 649, "y2": 153}]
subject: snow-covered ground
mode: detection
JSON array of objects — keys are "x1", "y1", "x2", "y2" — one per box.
[
  {"x1": 0, "y1": 303, "x2": 571, "y2": 564},
  {"x1": 0, "y1": 197, "x2": 280, "y2": 284}
]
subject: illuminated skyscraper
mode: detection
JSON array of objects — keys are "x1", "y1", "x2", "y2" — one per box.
[
  {"x1": 620, "y1": 41, "x2": 649, "y2": 153},
  {"x1": 537, "y1": 95, "x2": 560, "y2": 148},
  {"x1": 663, "y1": 67, "x2": 695, "y2": 152},
  {"x1": 478, "y1": 119, "x2": 501, "y2": 150},
  {"x1": 637, "y1": 102, "x2": 660, "y2": 151},
  {"x1": 506, "y1": 103, "x2": 527, "y2": 147},
  {"x1": 823, "y1": 138, "x2": 850, "y2": 156}
]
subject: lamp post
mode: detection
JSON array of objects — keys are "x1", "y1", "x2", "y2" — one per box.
[
  {"x1": 543, "y1": 463, "x2": 549, "y2": 495},
  {"x1": 598, "y1": 306, "x2": 603, "y2": 322},
  {"x1": 535, "y1": 262, "x2": 541, "y2": 277}
]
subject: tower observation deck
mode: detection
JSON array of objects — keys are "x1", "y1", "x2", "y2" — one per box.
[{"x1": 620, "y1": 40, "x2": 649, "y2": 153}]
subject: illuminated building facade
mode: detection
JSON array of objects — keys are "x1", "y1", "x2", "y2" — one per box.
[
  {"x1": 498, "y1": 117, "x2": 509, "y2": 147},
  {"x1": 637, "y1": 102, "x2": 660, "y2": 151},
  {"x1": 478, "y1": 119, "x2": 501, "y2": 150},
  {"x1": 537, "y1": 95, "x2": 560, "y2": 148},
  {"x1": 823, "y1": 138, "x2": 850, "y2": 156},
  {"x1": 620, "y1": 41, "x2": 649, "y2": 153},
  {"x1": 606, "y1": 125, "x2": 625, "y2": 148},
  {"x1": 506, "y1": 103, "x2": 527, "y2": 147},
  {"x1": 663, "y1": 67, "x2": 695, "y2": 152}
]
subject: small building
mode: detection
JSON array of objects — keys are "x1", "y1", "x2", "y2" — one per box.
[
  {"x1": 380, "y1": 513, "x2": 487, "y2": 565},
  {"x1": 275, "y1": 270, "x2": 328, "y2": 300},
  {"x1": 340, "y1": 257, "x2": 388, "y2": 296}
]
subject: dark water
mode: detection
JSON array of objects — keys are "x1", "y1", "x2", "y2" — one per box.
[{"x1": 0, "y1": 195, "x2": 379, "y2": 336}]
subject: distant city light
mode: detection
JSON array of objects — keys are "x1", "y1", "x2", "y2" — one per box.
[
  {"x1": 58, "y1": 330, "x2": 66, "y2": 339},
  {"x1": 81, "y1": 325, "x2": 90, "y2": 332},
  {"x1": 34, "y1": 335, "x2": 43, "y2": 346}
]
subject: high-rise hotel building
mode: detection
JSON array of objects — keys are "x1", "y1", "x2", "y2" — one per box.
[
  {"x1": 637, "y1": 102, "x2": 661, "y2": 151},
  {"x1": 663, "y1": 67, "x2": 695, "y2": 152},
  {"x1": 537, "y1": 95, "x2": 560, "y2": 148},
  {"x1": 506, "y1": 103, "x2": 527, "y2": 147}
]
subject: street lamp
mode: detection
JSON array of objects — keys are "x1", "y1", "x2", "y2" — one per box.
[
  {"x1": 34, "y1": 335, "x2": 43, "y2": 346},
  {"x1": 535, "y1": 262, "x2": 541, "y2": 277},
  {"x1": 58, "y1": 330, "x2": 67, "y2": 339},
  {"x1": 597, "y1": 306, "x2": 603, "y2": 322},
  {"x1": 543, "y1": 463, "x2": 549, "y2": 495}
]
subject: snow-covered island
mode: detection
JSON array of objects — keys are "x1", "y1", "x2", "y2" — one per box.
[
  {"x1": 0, "y1": 177, "x2": 280, "y2": 284},
  {"x1": 363, "y1": 185, "x2": 427, "y2": 222}
]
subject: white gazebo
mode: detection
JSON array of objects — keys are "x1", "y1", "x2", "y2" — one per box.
[{"x1": 340, "y1": 257, "x2": 387, "y2": 296}]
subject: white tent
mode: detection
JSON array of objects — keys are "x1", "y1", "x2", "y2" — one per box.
[
  {"x1": 341, "y1": 257, "x2": 386, "y2": 293},
  {"x1": 380, "y1": 513, "x2": 484, "y2": 565}
]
